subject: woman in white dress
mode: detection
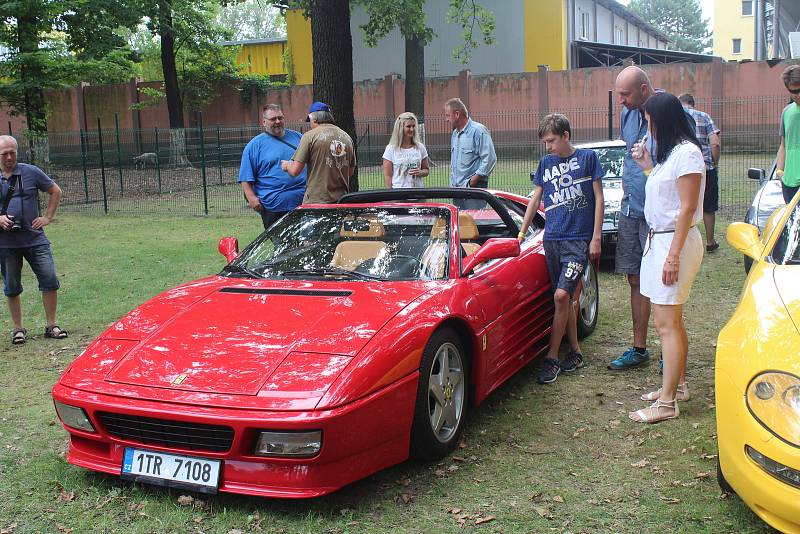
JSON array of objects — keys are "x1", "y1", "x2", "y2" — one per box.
[
  {"x1": 382, "y1": 112, "x2": 430, "y2": 188},
  {"x1": 628, "y1": 92, "x2": 706, "y2": 424}
]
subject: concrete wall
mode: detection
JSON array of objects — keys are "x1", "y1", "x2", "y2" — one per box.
[{"x1": 3, "y1": 60, "x2": 795, "y2": 135}]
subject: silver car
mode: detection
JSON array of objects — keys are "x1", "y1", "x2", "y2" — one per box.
[
  {"x1": 743, "y1": 161, "x2": 785, "y2": 272},
  {"x1": 575, "y1": 140, "x2": 625, "y2": 259}
]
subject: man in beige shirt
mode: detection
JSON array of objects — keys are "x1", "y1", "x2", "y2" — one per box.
[{"x1": 281, "y1": 102, "x2": 356, "y2": 204}]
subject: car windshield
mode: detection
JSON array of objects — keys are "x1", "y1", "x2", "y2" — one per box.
[
  {"x1": 592, "y1": 146, "x2": 625, "y2": 183},
  {"x1": 222, "y1": 207, "x2": 453, "y2": 281},
  {"x1": 771, "y1": 202, "x2": 800, "y2": 265}
]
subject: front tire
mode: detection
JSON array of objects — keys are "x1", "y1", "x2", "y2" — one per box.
[
  {"x1": 410, "y1": 327, "x2": 469, "y2": 460},
  {"x1": 577, "y1": 260, "x2": 599, "y2": 339}
]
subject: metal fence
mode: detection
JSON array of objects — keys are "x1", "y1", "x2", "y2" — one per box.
[{"x1": 8, "y1": 96, "x2": 789, "y2": 219}]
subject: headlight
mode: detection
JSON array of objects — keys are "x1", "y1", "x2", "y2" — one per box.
[
  {"x1": 254, "y1": 431, "x2": 322, "y2": 458},
  {"x1": 53, "y1": 400, "x2": 96, "y2": 433},
  {"x1": 746, "y1": 372, "x2": 800, "y2": 446}
]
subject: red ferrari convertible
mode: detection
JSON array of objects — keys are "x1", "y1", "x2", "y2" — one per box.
[{"x1": 52, "y1": 188, "x2": 598, "y2": 498}]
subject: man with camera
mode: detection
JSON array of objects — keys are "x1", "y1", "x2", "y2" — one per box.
[{"x1": 0, "y1": 135, "x2": 66, "y2": 345}]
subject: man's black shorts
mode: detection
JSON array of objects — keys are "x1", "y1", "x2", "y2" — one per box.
[{"x1": 703, "y1": 167, "x2": 719, "y2": 213}]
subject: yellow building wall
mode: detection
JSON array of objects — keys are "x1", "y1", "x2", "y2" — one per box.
[
  {"x1": 523, "y1": 0, "x2": 568, "y2": 71},
  {"x1": 286, "y1": 9, "x2": 313, "y2": 85},
  {"x1": 713, "y1": 0, "x2": 754, "y2": 60},
  {"x1": 234, "y1": 42, "x2": 287, "y2": 76}
]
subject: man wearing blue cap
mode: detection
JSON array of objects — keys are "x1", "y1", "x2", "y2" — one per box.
[
  {"x1": 238, "y1": 104, "x2": 307, "y2": 229},
  {"x1": 281, "y1": 102, "x2": 356, "y2": 204}
]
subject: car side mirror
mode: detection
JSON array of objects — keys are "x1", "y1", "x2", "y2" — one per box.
[
  {"x1": 218, "y1": 237, "x2": 239, "y2": 263},
  {"x1": 747, "y1": 168, "x2": 765, "y2": 181},
  {"x1": 726, "y1": 222, "x2": 761, "y2": 260},
  {"x1": 462, "y1": 238, "x2": 520, "y2": 276}
]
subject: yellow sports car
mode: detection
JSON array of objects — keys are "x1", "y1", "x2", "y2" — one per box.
[{"x1": 718, "y1": 191, "x2": 800, "y2": 533}]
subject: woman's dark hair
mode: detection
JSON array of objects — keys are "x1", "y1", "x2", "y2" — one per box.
[{"x1": 643, "y1": 92, "x2": 701, "y2": 164}]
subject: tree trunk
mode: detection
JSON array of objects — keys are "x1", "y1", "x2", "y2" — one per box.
[
  {"x1": 310, "y1": 0, "x2": 358, "y2": 191},
  {"x1": 17, "y1": 13, "x2": 46, "y2": 134},
  {"x1": 405, "y1": 35, "x2": 425, "y2": 123},
  {"x1": 158, "y1": 0, "x2": 183, "y2": 130}
]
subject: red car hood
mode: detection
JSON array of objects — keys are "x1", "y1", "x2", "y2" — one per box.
[{"x1": 81, "y1": 278, "x2": 431, "y2": 397}]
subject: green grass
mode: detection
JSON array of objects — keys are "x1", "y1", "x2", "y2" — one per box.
[{"x1": 0, "y1": 213, "x2": 774, "y2": 533}]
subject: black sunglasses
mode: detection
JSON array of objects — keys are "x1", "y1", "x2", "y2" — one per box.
[{"x1": 789, "y1": 87, "x2": 800, "y2": 95}]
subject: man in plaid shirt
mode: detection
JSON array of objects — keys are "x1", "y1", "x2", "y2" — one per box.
[{"x1": 679, "y1": 93, "x2": 721, "y2": 252}]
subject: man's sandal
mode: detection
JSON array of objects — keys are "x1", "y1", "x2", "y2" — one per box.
[
  {"x1": 629, "y1": 398, "x2": 679, "y2": 424},
  {"x1": 44, "y1": 325, "x2": 68, "y2": 339},
  {"x1": 11, "y1": 328, "x2": 27, "y2": 345},
  {"x1": 640, "y1": 383, "x2": 689, "y2": 401}
]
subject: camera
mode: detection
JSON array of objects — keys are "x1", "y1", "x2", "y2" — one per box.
[{"x1": 7, "y1": 214, "x2": 21, "y2": 232}]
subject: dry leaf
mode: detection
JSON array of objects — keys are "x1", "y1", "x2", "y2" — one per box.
[
  {"x1": 659, "y1": 497, "x2": 681, "y2": 504},
  {"x1": 227, "y1": 530, "x2": 244, "y2": 534},
  {"x1": 447, "y1": 465, "x2": 459, "y2": 473},
  {"x1": 1, "y1": 523, "x2": 18, "y2": 534},
  {"x1": 631, "y1": 459, "x2": 650, "y2": 468},
  {"x1": 694, "y1": 472, "x2": 712, "y2": 480},
  {"x1": 400, "y1": 493, "x2": 414, "y2": 504},
  {"x1": 176, "y1": 495, "x2": 194, "y2": 506},
  {"x1": 448, "y1": 508, "x2": 463, "y2": 514},
  {"x1": 434, "y1": 468, "x2": 446, "y2": 477},
  {"x1": 58, "y1": 490, "x2": 75, "y2": 502},
  {"x1": 553, "y1": 495, "x2": 564, "y2": 503},
  {"x1": 452, "y1": 456, "x2": 466, "y2": 463},
  {"x1": 533, "y1": 506, "x2": 553, "y2": 519},
  {"x1": 475, "y1": 515, "x2": 495, "y2": 525}
]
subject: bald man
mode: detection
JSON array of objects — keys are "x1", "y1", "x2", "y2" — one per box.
[
  {"x1": 0, "y1": 135, "x2": 66, "y2": 345},
  {"x1": 608, "y1": 66, "x2": 657, "y2": 371},
  {"x1": 607, "y1": 66, "x2": 695, "y2": 372}
]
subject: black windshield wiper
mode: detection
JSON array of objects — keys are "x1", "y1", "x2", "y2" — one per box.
[
  {"x1": 281, "y1": 267, "x2": 384, "y2": 280},
  {"x1": 224, "y1": 264, "x2": 265, "y2": 279}
]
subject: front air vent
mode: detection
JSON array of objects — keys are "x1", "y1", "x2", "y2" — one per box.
[
  {"x1": 97, "y1": 412, "x2": 233, "y2": 452},
  {"x1": 220, "y1": 288, "x2": 352, "y2": 297}
]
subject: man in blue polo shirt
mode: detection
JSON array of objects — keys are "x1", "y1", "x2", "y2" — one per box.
[
  {"x1": 607, "y1": 66, "x2": 696, "y2": 372},
  {"x1": 239, "y1": 104, "x2": 307, "y2": 229},
  {"x1": 0, "y1": 135, "x2": 66, "y2": 345}
]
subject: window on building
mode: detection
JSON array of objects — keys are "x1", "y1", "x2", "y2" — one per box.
[
  {"x1": 732, "y1": 38, "x2": 742, "y2": 54},
  {"x1": 580, "y1": 11, "x2": 590, "y2": 40},
  {"x1": 615, "y1": 26, "x2": 624, "y2": 45},
  {"x1": 741, "y1": 0, "x2": 753, "y2": 16}
]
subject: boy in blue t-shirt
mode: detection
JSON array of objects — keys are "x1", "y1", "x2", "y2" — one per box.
[{"x1": 518, "y1": 113, "x2": 604, "y2": 385}]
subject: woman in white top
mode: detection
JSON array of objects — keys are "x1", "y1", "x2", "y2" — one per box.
[
  {"x1": 628, "y1": 92, "x2": 706, "y2": 424},
  {"x1": 382, "y1": 112, "x2": 430, "y2": 188}
]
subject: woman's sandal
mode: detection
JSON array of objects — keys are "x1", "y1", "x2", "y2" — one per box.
[
  {"x1": 11, "y1": 328, "x2": 27, "y2": 345},
  {"x1": 629, "y1": 398, "x2": 680, "y2": 424},
  {"x1": 640, "y1": 383, "x2": 689, "y2": 402},
  {"x1": 44, "y1": 325, "x2": 68, "y2": 339}
]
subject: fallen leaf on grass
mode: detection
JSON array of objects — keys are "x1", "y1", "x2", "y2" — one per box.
[
  {"x1": 700, "y1": 453, "x2": 717, "y2": 460},
  {"x1": 227, "y1": 529, "x2": 244, "y2": 534},
  {"x1": 475, "y1": 515, "x2": 495, "y2": 525},
  {"x1": 659, "y1": 497, "x2": 681, "y2": 504},
  {"x1": 395, "y1": 476, "x2": 411, "y2": 486},
  {"x1": 553, "y1": 495, "x2": 564, "y2": 503},
  {"x1": 1, "y1": 523, "x2": 17, "y2": 534},
  {"x1": 177, "y1": 495, "x2": 194, "y2": 506},
  {"x1": 631, "y1": 459, "x2": 650, "y2": 468},
  {"x1": 452, "y1": 455, "x2": 466, "y2": 463},
  {"x1": 400, "y1": 493, "x2": 414, "y2": 504},
  {"x1": 533, "y1": 506, "x2": 553, "y2": 519},
  {"x1": 447, "y1": 508, "x2": 463, "y2": 514},
  {"x1": 434, "y1": 468, "x2": 446, "y2": 477},
  {"x1": 586, "y1": 499, "x2": 599, "y2": 505},
  {"x1": 55, "y1": 525, "x2": 73, "y2": 534},
  {"x1": 58, "y1": 490, "x2": 75, "y2": 502},
  {"x1": 447, "y1": 465, "x2": 459, "y2": 473},
  {"x1": 694, "y1": 472, "x2": 712, "y2": 480}
]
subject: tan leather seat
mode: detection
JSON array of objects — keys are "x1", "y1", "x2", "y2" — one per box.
[
  {"x1": 458, "y1": 213, "x2": 481, "y2": 256},
  {"x1": 330, "y1": 218, "x2": 387, "y2": 270},
  {"x1": 420, "y1": 217, "x2": 448, "y2": 279}
]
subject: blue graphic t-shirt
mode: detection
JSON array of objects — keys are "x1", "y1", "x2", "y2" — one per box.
[{"x1": 532, "y1": 148, "x2": 603, "y2": 241}]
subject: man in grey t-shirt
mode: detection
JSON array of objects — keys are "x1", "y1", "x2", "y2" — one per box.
[{"x1": 0, "y1": 135, "x2": 66, "y2": 345}]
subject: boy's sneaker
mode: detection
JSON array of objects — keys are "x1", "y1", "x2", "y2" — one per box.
[
  {"x1": 560, "y1": 351, "x2": 586, "y2": 373},
  {"x1": 607, "y1": 348, "x2": 650, "y2": 370},
  {"x1": 537, "y1": 358, "x2": 561, "y2": 384}
]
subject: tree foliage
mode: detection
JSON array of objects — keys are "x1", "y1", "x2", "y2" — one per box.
[
  {"x1": 628, "y1": 0, "x2": 710, "y2": 54},
  {"x1": 216, "y1": 0, "x2": 286, "y2": 41},
  {"x1": 0, "y1": 0, "x2": 141, "y2": 132}
]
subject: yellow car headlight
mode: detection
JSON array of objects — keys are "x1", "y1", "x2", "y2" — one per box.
[{"x1": 746, "y1": 371, "x2": 800, "y2": 446}]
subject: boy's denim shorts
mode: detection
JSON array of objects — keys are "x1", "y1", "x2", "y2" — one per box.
[
  {"x1": 0, "y1": 244, "x2": 60, "y2": 297},
  {"x1": 543, "y1": 239, "x2": 589, "y2": 297}
]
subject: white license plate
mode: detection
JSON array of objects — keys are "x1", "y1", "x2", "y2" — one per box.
[{"x1": 122, "y1": 448, "x2": 221, "y2": 492}]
